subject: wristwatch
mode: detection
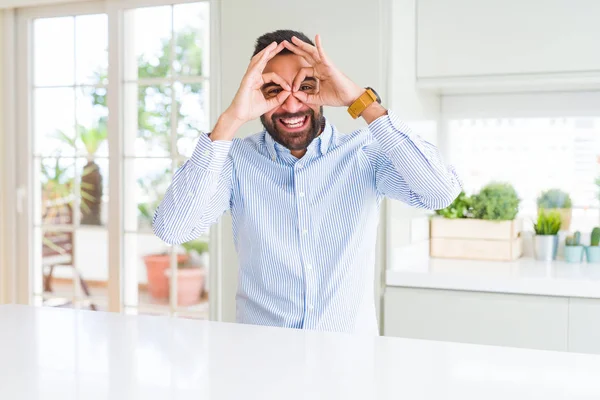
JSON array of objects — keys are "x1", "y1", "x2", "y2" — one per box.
[{"x1": 347, "y1": 87, "x2": 381, "y2": 119}]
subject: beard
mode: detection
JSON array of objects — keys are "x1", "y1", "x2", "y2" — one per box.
[{"x1": 260, "y1": 106, "x2": 324, "y2": 152}]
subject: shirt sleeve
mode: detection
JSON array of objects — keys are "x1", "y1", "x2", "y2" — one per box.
[
  {"x1": 152, "y1": 132, "x2": 234, "y2": 244},
  {"x1": 363, "y1": 110, "x2": 462, "y2": 209}
]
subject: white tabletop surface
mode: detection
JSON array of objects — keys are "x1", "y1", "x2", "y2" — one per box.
[
  {"x1": 2, "y1": 305, "x2": 600, "y2": 399},
  {"x1": 386, "y1": 257, "x2": 600, "y2": 298}
]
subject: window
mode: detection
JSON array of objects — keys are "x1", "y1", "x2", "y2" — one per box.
[
  {"x1": 17, "y1": 0, "x2": 214, "y2": 318},
  {"x1": 122, "y1": 2, "x2": 211, "y2": 315},
  {"x1": 443, "y1": 94, "x2": 600, "y2": 234},
  {"x1": 30, "y1": 13, "x2": 110, "y2": 310}
]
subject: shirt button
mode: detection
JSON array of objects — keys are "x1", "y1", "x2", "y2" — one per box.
[
  {"x1": 306, "y1": 264, "x2": 313, "y2": 271},
  {"x1": 188, "y1": 191, "x2": 194, "y2": 197},
  {"x1": 297, "y1": 163, "x2": 303, "y2": 169},
  {"x1": 299, "y1": 192, "x2": 305, "y2": 197},
  {"x1": 302, "y1": 229, "x2": 308, "y2": 235},
  {"x1": 308, "y1": 305, "x2": 314, "y2": 310},
  {"x1": 203, "y1": 150, "x2": 210, "y2": 157}
]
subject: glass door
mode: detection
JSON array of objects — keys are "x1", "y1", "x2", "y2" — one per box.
[{"x1": 16, "y1": 0, "x2": 214, "y2": 320}]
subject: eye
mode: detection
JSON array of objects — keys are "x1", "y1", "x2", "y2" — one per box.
[
  {"x1": 300, "y1": 85, "x2": 312, "y2": 91},
  {"x1": 265, "y1": 88, "x2": 283, "y2": 98}
]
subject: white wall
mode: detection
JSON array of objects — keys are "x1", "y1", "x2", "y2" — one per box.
[
  {"x1": 384, "y1": 0, "x2": 440, "y2": 286},
  {"x1": 0, "y1": 9, "x2": 6, "y2": 303},
  {"x1": 216, "y1": 0, "x2": 390, "y2": 323},
  {"x1": 417, "y1": 0, "x2": 600, "y2": 79}
]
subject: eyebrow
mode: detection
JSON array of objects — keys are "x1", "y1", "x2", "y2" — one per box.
[{"x1": 301, "y1": 77, "x2": 317, "y2": 85}]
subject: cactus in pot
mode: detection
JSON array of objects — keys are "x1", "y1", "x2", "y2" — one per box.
[
  {"x1": 585, "y1": 227, "x2": 600, "y2": 264},
  {"x1": 564, "y1": 231, "x2": 584, "y2": 263}
]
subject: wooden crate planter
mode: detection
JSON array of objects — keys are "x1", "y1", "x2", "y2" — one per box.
[{"x1": 430, "y1": 217, "x2": 523, "y2": 261}]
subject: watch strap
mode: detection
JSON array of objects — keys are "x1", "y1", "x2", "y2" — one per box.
[{"x1": 347, "y1": 88, "x2": 378, "y2": 119}]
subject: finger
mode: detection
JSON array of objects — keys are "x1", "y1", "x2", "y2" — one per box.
[
  {"x1": 292, "y1": 67, "x2": 315, "y2": 93},
  {"x1": 283, "y1": 41, "x2": 316, "y2": 64},
  {"x1": 267, "y1": 90, "x2": 291, "y2": 110},
  {"x1": 248, "y1": 41, "x2": 277, "y2": 69},
  {"x1": 261, "y1": 72, "x2": 291, "y2": 91},
  {"x1": 315, "y1": 34, "x2": 331, "y2": 65},
  {"x1": 291, "y1": 36, "x2": 321, "y2": 62}
]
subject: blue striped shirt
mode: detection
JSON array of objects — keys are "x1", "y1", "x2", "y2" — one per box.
[{"x1": 153, "y1": 110, "x2": 461, "y2": 335}]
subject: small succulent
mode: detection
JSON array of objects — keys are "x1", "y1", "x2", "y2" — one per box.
[
  {"x1": 565, "y1": 231, "x2": 581, "y2": 247},
  {"x1": 591, "y1": 227, "x2": 600, "y2": 247},
  {"x1": 533, "y1": 209, "x2": 562, "y2": 235}
]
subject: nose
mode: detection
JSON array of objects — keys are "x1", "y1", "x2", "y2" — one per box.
[{"x1": 280, "y1": 93, "x2": 305, "y2": 114}]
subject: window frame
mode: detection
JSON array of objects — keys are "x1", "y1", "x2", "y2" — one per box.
[{"x1": 9, "y1": 0, "x2": 222, "y2": 317}]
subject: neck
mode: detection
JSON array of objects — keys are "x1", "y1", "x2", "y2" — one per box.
[{"x1": 291, "y1": 149, "x2": 306, "y2": 158}]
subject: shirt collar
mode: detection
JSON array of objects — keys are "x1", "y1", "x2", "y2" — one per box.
[{"x1": 264, "y1": 117, "x2": 333, "y2": 162}]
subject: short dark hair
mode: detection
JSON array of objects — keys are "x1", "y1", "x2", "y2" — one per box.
[{"x1": 252, "y1": 30, "x2": 314, "y2": 57}]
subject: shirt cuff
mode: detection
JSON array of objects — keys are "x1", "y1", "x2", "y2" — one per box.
[
  {"x1": 188, "y1": 132, "x2": 233, "y2": 171},
  {"x1": 368, "y1": 110, "x2": 414, "y2": 150}
]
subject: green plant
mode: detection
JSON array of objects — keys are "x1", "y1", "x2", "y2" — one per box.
[
  {"x1": 537, "y1": 188, "x2": 572, "y2": 209},
  {"x1": 178, "y1": 239, "x2": 209, "y2": 269},
  {"x1": 435, "y1": 191, "x2": 472, "y2": 219},
  {"x1": 566, "y1": 231, "x2": 581, "y2": 246},
  {"x1": 533, "y1": 210, "x2": 562, "y2": 235},
  {"x1": 470, "y1": 182, "x2": 520, "y2": 221},
  {"x1": 181, "y1": 239, "x2": 209, "y2": 255},
  {"x1": 53, "y1": 120, "x2": 107, "y2": 225},
  {"x1": 591, "y1": 227, "x2": 600, "y2": 246}
]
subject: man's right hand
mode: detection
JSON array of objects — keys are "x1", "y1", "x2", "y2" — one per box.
[{"x1": 211, "y1": 41, "x2": 290, "y2": 141}]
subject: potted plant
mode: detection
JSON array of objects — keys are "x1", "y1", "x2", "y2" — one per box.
[
  {"x1": 165, "y1": 239, "x2": 209, "y2": 306},
  {"x1": 533, "y1": 209, "x2": 562, "y2": 261},
  {"x1": 564, "y1": 231, "x2": 584, "y2": 263},
  {"x1": 53, "y1": 122, "x2": 107, "y2": 226},
  {"x1": 585, "y1": 227, "x2": 600, "y2": 263},
  {"x1": 435, "y1": 191, "x2": 472, "y2": 219},
  {"x1": 536, "y1": 189, "x2": 572, "y2": 231},
  {"x1": 430, "y1": 182, "x2": 523, "y2": 261},
  {"x1": 470, "y1": 182, "x2": 520, "y2": 221},
  {"x1": 138, "y1": 168, "x2": 176, "y2": 300}
]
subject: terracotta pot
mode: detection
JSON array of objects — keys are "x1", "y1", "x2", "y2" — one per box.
[
  {"x1": 165, "y1": 267, "x2": 205, "y2": 306},
  {"x1": 143, "y1": 254, "x2": 188, "y2": 299}
]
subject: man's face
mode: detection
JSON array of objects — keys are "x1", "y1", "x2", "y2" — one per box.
[{"x1": 260, "y1": 54, "x2": 323, "y2": 152}]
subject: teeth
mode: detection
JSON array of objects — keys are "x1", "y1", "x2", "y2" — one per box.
[{"x1": 281, "y1": 117, "x2": 305, "y2": 125}]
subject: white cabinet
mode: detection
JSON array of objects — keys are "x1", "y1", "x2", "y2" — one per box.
[
  {"x1": 384, "y1": 287, "x2": 600, "y2": 354},
  {"x1": 384, "y1": 287, "x2": 569, "y2": 352},
  {"x1": 416, "y1": 0, "x2": 600, "y2": 79},
  {"x1": 568, "y1": 298, "x2": 600, "y2": 354}
]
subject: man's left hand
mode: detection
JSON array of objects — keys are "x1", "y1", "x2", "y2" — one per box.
[{"x1": 283, "y1": 35, "x2": 364, "y2": 107}]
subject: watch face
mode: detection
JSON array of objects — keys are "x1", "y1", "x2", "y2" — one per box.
[{"x1": 366, "y1": 87, "x2": 381, "y2": 103}]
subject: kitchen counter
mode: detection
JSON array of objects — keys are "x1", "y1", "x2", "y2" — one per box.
[
  {"x1": 1, "y1": 304, "x2": 600, "y2": 399},
  {"x1": 386, "y1": 257, "x2": 600, "y2": 298}
]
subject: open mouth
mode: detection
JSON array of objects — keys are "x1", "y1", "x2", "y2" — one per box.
[{"x1": 278, "y1": 115, "x2": 309, "y2": 132}]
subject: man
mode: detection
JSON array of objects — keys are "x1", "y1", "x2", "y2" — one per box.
[{"x1": 153, "y1": 30, "x2": 461, "y2": 335}]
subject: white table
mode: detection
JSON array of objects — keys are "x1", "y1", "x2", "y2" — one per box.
[{"x1": 1, "y1": 305, "x2": 600, "y2": 399}]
